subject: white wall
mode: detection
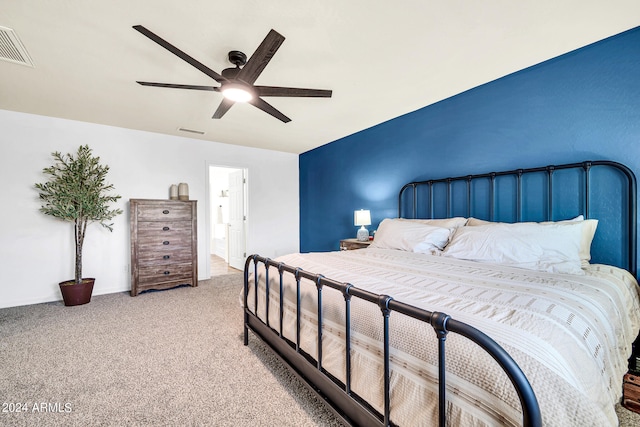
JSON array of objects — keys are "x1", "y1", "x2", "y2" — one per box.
[{"x1": 0, "y1": 109, "x2": 299, "y2": 308}]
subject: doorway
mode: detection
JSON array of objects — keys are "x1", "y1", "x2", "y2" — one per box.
[{"x1": 208, "y1": 166, "x2": 247, "y2": 275}]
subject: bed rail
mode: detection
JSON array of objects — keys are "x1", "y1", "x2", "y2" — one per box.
[
  {"x1": 398, "y1": 160, "x2": 637, "y2": 276},
  {"x1": 244, "y1": 254, "x2": 542, "y2": 427}
]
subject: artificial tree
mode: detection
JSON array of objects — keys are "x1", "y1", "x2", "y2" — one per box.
[{"x1": 35, "y1": 145, "x2": 122, "y2": 303}]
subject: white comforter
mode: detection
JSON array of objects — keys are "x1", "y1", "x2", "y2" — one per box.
[{"x1": 246, "y1": 248, "x2": 640, "y2": 426}]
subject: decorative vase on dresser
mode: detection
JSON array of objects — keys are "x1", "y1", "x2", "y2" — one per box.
[{"x1": 130, "y1": 199, "x2": 198, "y2": 296}]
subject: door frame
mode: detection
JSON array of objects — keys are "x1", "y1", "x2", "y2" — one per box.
[{"x1": 205, "y1": 163, "x2": 248, "y2": 278}]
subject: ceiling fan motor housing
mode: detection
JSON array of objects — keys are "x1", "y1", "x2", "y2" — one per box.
[{"x1": 221, "y1": 51, "x2": 247, "y2": 79}]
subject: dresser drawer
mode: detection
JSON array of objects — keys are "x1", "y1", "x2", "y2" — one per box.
[
  {"x1": 135, "y1": 202, "x2": 192, "y2": 221},
  {"x1": 138, "y1": 263, "x2": 194, "y2": 285},
  {"x1": 137, "y1": 221, "x2": 192, "y2": 236},
  {"x1": 137, "y1": 250, "x2": 193, "y2": 266},
  {"x1": 137, "y1": 233, "x2": 193, "y2": 250},
  {"x1": 136, "y1": 244, "x2": 192, "y2": 264}
]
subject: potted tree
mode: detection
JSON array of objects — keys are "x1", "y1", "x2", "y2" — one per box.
[{"x1": 35, "y1": 145, "x2": 122, "y2": 306}]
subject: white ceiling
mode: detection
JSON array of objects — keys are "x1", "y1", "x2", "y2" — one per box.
[{"x1": 1, "y1": 1, "x2": 639, "y2": 154}]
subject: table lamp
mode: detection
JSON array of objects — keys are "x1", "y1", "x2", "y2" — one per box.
[{"x1": 354, "y1": 209, "x2": 371, "y2": 242}]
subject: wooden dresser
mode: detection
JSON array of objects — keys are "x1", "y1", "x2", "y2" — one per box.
[{"x1": 130, "y1": 199, "x2": 198, "y2": 296}]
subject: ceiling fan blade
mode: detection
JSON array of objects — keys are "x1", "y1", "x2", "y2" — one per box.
[
  {"x1": 237, "y1": 29, "x2": 285, "y2": 85},
  {"x1": 254, "y1": 86, "x2": 332, "y2": 98},
  {"x1": 249, "y1": 97, "x2": 291, "y2": 123},
  {"x1": 212, "y1": 98, "x2": 235, "y2": 119},
  {"x1": 137, "y1": 81, "x2": 218, "y2": 91},
  {"x1": 133, "y1": 25, "x2": 226, "y2": 84}
]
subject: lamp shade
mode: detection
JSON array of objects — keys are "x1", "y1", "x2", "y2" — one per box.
[{"x1": 354, "y1": 209, "x2": 371, "y2": 226}]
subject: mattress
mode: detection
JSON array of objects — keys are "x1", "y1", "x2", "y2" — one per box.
[{"x1": 245, "y1": 248, "x2": 640, "y2": 426}]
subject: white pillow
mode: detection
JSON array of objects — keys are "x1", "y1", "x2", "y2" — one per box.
[
  {"x1": 370, "y1": 218, "x2": 453, "y2": 254},
  {"x1": 443, "y1": 221, "x2": 587, "y2": 274},
  {"x1": 398, "y1": 217, "x2": 468, "y2": 228},
  {"x1": 466, "y1": 215, "x2": 597, "y2": 267},
  {"x1": 467, "y1": 215, "x2": 586, "y2": 226}
]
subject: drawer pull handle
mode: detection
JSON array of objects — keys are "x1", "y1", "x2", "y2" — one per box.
[
  {"x1": 163, "y1": 255, "x2": 170, "y2": 260},
  {"x1": 163, "y1": 271, "x2": 170, "y2": 275},
  {"x1": 163, "y1": 241, "x2": 170, "y2": 245},
  {"x1": 163, "y1": 210, "x2": 169, "y2": 214},
  {"x1": 162, "y1": 226, "x2": 170, "y2": 231}
]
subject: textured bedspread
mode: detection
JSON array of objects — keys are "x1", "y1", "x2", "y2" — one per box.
[{"x1": 246, "y1": 248, "x2": 640, "y2": 426}]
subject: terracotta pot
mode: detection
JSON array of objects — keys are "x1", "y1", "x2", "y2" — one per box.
[{"x1": 59, "y1": 278, "x2": 95, "y2": 306}]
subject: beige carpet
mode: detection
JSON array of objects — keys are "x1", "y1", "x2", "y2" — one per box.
[
  {"x1": 0, "y1": 274, "x2": 343, "y2": 427},
  {"x1": 1, "y1": 273, "x2": 638, "y2": 426}
]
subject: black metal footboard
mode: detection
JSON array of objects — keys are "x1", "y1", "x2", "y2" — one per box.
[{"x1": 243, "y1": 254, "x2": 542, "y2": 427}]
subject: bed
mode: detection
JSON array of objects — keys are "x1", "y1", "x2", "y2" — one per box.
[{"x1": 243, "y1": 160, "x2": 640, "y2": 426}]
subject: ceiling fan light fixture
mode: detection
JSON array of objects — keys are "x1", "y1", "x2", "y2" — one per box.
[
  {"x1": 221, "y1": 83, "x2": 254, "y2": 103},
  {"x1": 133, "y1": 26, "x2": 331, "y2": 122}
]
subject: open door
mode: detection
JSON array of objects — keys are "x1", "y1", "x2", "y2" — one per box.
[{"x1": 227, "y1": 169, "x2": 246, "y2": 270}]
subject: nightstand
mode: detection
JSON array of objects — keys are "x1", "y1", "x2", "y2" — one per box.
[
  {"x1": 623, "y1": 373, "x2": 640, "y2": 413},
  {"x1": 340, "y1": 238, "x2": 372, "y2": 251}
]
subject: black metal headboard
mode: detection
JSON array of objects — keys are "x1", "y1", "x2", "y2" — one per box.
[{"x1": 398, "y1": 160, "x2": 637, "y2": 276}]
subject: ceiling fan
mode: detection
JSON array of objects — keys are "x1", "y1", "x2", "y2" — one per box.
[{"x1": 133, "y1": 25, "x2": 332, "y2": 123}]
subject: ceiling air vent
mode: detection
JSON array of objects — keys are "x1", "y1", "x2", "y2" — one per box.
[
  {"x1": 0, "y1": 26, "x2": 34, "y2": 67},
  {"x1": 178, "y1": 127, "x2": 205, "y2": 135}
]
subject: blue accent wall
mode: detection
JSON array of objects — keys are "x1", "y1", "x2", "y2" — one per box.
[{"x1": 300, "y1": 26, "x2": 640, "y2": 254}]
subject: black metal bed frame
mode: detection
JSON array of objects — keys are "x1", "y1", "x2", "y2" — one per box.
[
  {"x1": 399, "y1": 160, "x2": 637, "y2": 276},
  {"x1": 243, "y1": 160, "x2": 637, "y2": 427}
]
